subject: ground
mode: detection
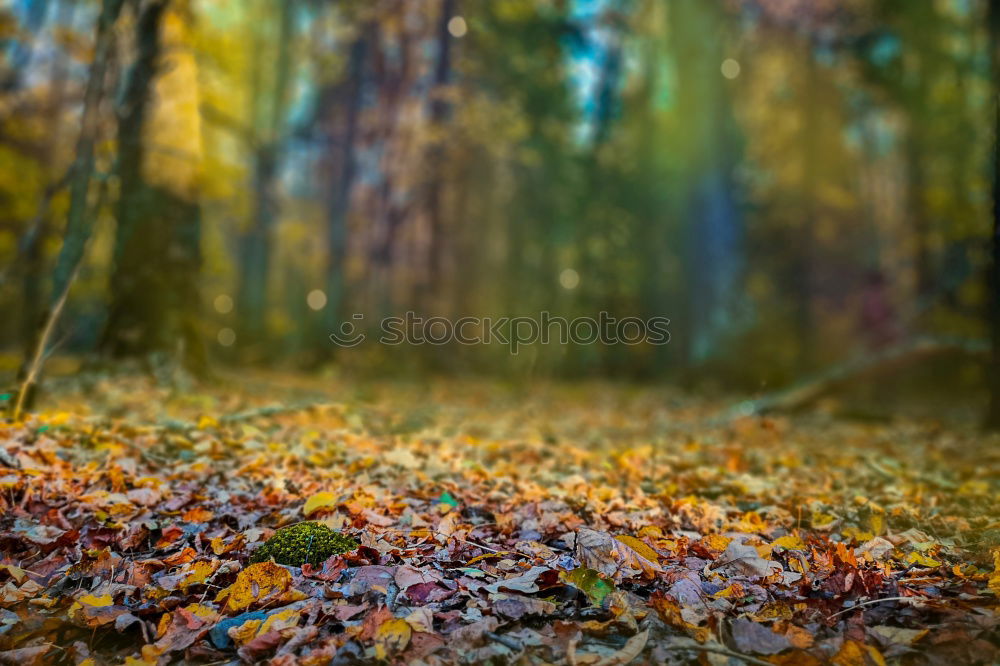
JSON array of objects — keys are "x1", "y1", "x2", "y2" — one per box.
[{"x1": 0, "y1": 373, "x2": 998, "y2": 664}]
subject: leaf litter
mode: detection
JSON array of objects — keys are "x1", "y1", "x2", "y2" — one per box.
[{"x1": 0, "y1": 376, "x2": 997, "y2": 664}]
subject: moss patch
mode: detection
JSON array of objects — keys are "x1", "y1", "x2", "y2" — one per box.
[{"x1": 249, "y1": 522, "x2": 358, "y2": 566}]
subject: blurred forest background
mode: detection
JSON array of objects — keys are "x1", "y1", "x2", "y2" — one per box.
[{"x1": 1, "y1": 0, "x2": 998, "y2": 415}]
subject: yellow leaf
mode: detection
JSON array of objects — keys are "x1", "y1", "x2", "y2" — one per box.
[
  {"x1": 467, "y1": 552, "x2": 511, "y2": 564},
  {"x1": 180, "y1": 560, "x2": 218, "y2": 592},
  {"x1": 374, "y1": 618, "x2": 411, "y2": 659},
  {"x1": 0, "y1": 564, "x2": 27, "y2": 584},
  {"x1": 614, "y1": 535, "x2": 660, "y2": 564},
  {"x1": 988, "y1": 550, "x2": 1000, "y2": 595},
  {"x1": 771, "y1": 535, "x2": 806, "y2": 551},
  {"x1": 303, "y1": 491, "x2": 339, "y2": 517},
  {"x1": 811, "y1": 512, "x2": 838, "y2": 530},
  {"x1": 713, "y1": 583, "x2": 745, "y2": 599},
  {"x1": 700, "y1": 534, "x2": 732, "y2": 554},
  {"x1": 211, "y1": 533, "x2": 245, "y2": 555},
  {"x1": 230, "y1": 619, "x2": 263, "y2": 645},
  {"x1": 831, "y1": 640, "x2": 886, "y2": 666},
  {"x1": 904, "y1": 552, "x2": 941, "y2": 568},
  {"x1": 216, "y1": 561, "x2": 292, "y2": 612},
  {"x1": 197, "y1": 415, "x2": 218, "y2": 429},
  {"x1": 869, "y1": 513, "x2": 885, "y2": 535},
  {"x1": 183, "y1": 603, "x2": 220, "y2": 623},
  {"x1": 260, "y1": 607, "x2": 301, "y2": 635},
  {"x1": 79, "y1": 593, "x2": 113, "y2": 607}
]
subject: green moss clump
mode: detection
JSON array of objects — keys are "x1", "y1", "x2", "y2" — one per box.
[{"x1": 249, "y1": 522, "x2": 358, "y2": 566}]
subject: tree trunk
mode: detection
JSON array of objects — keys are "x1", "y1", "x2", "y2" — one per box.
[
  {"x1": 671, "y1": 0, "x2": 743, "y2": 365},
  {"x1": 16, "y1": 0, "x2": 123, "y2": 412},
  {"x1": 798, "y1": 49, "x2": 819, "y2": 370},
  {"x1": 987, "y1": 0, "x2": 1000, "y2": 429},
  {"x1": 422, "y1": 0, "x2": 455, "y2": 313},
  {"x1": 236, "y1": 0, "x2": 295, "y2": 345},
  {"x1": 323, "y1": 28, "x2": 369, "y2": 347},
  {"x1": 101, "y1": 0, "x2": 206, "y2": 375},
  {"x1": 50, "y1": 0, "x2": 123, "y2": 300}
]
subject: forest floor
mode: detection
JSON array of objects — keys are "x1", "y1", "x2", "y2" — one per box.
[{"x1": 0, "y1": 371, "x2": 998, "y2": 665}]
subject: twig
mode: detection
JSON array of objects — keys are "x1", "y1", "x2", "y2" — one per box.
[
  {"x1": 485, "y1": 631, "x2": 523, "y2": 652},
  {"x1": 663, "y1": 643, "x2": 772, "y2": 666},
  {"x1": 826, "y1": 595, "x2": 928, "y2": 619},
  {"x1": 376, "y1": 527, "x2": 508, "y2": 554},
  {"x1": 12, "y1": 262, "x2": 80, "y2": 422}
]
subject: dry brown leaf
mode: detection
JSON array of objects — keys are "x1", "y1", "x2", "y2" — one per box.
[{"x1": 576, "y1": 529, "x2": 663, "y2": 581}]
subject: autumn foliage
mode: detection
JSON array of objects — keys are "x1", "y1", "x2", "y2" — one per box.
[{"x1": 0, "y1": 380, "x2": 997, "y2": 664}]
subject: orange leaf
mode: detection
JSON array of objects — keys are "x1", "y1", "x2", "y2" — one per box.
[{"x1": 182, "y1": 507, "x2": 214, "y2": 523}]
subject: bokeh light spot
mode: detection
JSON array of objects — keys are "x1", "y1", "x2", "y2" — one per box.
[
  {"x1": 721, "y1": 58, "x2": 741, "y2": 79},
  {"x1": 448, "y1": 16, "x2": 467, "y2": 38},
  {"x1": 559, "y1": 268, "x2": 580, "y2": 290},
  {"x1": 307, "y1": 289, "x2": 328, "y2": 311},
  {"x1": 213, "y1": 294, "x2": 233, "y2": 314},
  {"x1": 217, "y1": 328, "x2": 236, "y2": 347}
]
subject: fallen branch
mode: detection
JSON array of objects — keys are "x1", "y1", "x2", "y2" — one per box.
[{"x1": 721, "y1": 336, "x2": 989, "y2": 419}]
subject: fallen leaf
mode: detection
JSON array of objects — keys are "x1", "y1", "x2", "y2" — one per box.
[
  {"x1": 303, "y1": 492, "x2": 338, "y2": 517},
  {"x1": 374, "y1": 617, "x2": 411, "y2": 659},
  {"x1": 216, "y1": 561, "x2": 293, "y2": 612},
  {"x1": 594, "y1": 628, "x2": 648, "y2": 666},
  {"x1": 771, "y1": 535, "x2": 806, "y2": 551},
  {"x1": 576, "y1": 528, "x2": 663, "y2": 581},
  {"x1": 729, "y1": 617, "x2": 792, "y2": 655},
  {"x1": 831, "y1": 640, "x2": 887, "y2": 666},
  {"x1": 712, "y1": 541, "x2": 781, "y2": 579},
  {"x1": 560, "y1": 568, "x2": 614, "y2": 606}
]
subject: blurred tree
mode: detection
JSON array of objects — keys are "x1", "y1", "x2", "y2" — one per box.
[
  {"x1": 101, "y1": 0, "x2": 206, "y2": 374},
  {"x1": 988, "y1": 0, "x2": 1000, "y2": 428},
  {"x1": 235, "y1": 0, "x2": 296, "y2": 348},
  {"x1": 18, "y1": 0, "x2": 77, "y2": 348},
  {"x1": 669, "y1": 0, "x2": 744, "y2": 365},
  {"x1": 320, "y1": 21, "x2": 370, "y2": 350},
  {"x1": 15, "y1": 0, "x2": 124, "y2": 414}
]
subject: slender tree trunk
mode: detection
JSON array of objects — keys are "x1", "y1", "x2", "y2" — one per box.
[
  {"x1": 323, "y1": 28, "x2": 369, "y2": 347},
  {"x1": 798, "y1": 50, "x2": 819, "y2": 370},
  {"x1": 50, "y1": 0, "x2": 123, "y2": 299},
  {"x1": 423, "y1": 0, "x2": 455, "y2": 313},
  {"x1": 236, "y1": 0, "x2": 295, "y2": 345},
  {"x1": 20, "y1": 0, "x2": 76, "y2": 349},
  {"x1": 237, "y1": 144, "x2": 277, "y2": 342},
  {"x1": 671, "y1": 0, "x2": 743, "y2": 365},
  {"x1": 16, "y1": 0, "x2": 123, "y2": 412},
  {"x1": 986, "y1": 0, "x2": 1000, "y2": 428},
  {"x1": 907, "y1": 46, "x2": 934, "y2": 303}
]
